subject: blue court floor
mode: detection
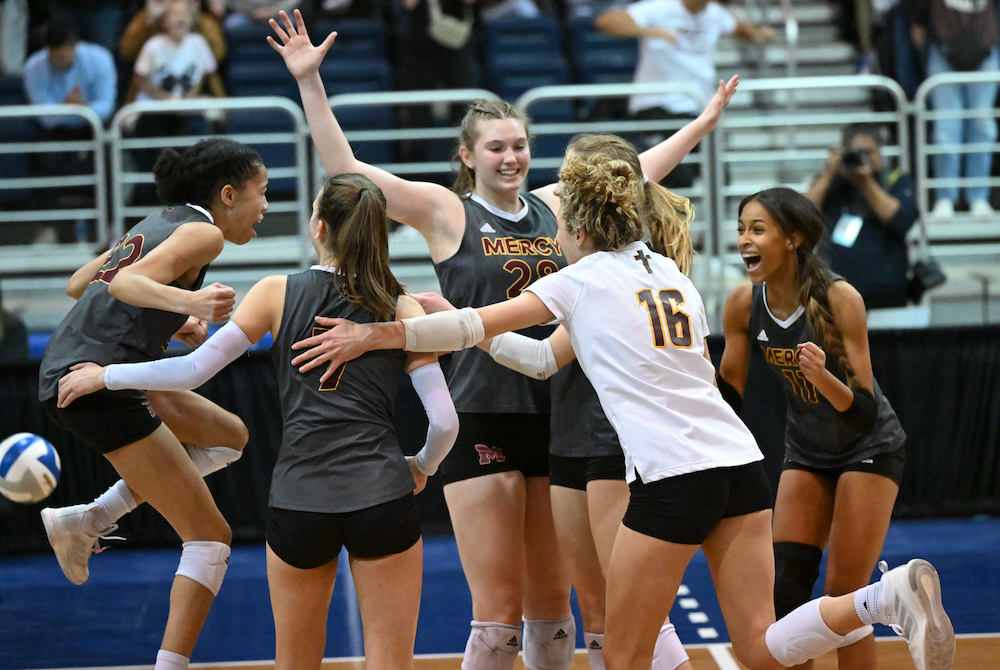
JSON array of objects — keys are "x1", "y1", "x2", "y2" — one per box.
[{"x1": 1, "y1": 517, "x2": 998, "y2": 669}]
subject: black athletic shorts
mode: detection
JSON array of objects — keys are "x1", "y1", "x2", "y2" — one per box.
[
  {"x1": 549, "y1": 454, "x2": 626, "y2": 491},
  {"x1": 42, "y1": 391, "x2": 162, "y2": 455},
  {"x1": 783, "y1": 447, "x2": 905, "y2": 487},
  {"x1": 266, "y1": 493, "x2": 421, "y2": 569},
  {"x1": 437, "y1": 413, "x2": 550, "y2": 486},
  {"x1": 622, "y1": 461, "x2": 773, "y2": 545}
]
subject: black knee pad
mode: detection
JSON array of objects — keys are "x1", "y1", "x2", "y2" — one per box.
[{"x1": 773, "y1": 541, "x2": 823, "y2": 619}]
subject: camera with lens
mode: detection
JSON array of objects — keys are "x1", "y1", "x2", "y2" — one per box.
[{"x1": 841, "y1": 148, "x2": 868, "y2": 170}]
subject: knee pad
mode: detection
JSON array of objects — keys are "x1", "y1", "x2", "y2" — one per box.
[
  {"x1": 184, "y1": 444, "x2": 243, "y2": 477},
  {"x1": 652, "y1": 623, "x2": 689, "y2": 670},
  {"x1": 766, "y1": 597, "x2": 843, "y2": 667},
  {"x1": 773, "y1": 541, "x2": 823, "y2": 619},
  {"x1": 462, "y1": 621, "x2": 521, "y2": 670},
  {"x1": 838, "y1": 624, "x2": 873, "y2": 648},
  {"x1": 175, "y1": 541, "x2": 230, "y2": 596},
  {"x1": 523, "y1": 615, "x2": 576, "y2": 670},
  {"x1": 583, "y1": 632, "x2": 604, "y2": 670}
]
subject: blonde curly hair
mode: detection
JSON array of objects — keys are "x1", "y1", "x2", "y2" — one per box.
[{"x1": 558, "y1": 151, "x2": 643, "y2": 252}]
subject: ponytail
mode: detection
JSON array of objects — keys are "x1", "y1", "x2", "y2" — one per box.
[{"x1": 316, "y1": 174, "x2": 404, "y2": 321}]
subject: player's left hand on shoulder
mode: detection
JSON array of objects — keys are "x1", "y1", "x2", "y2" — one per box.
[
  {"x1": 57, "y1": 362, "x2": 107, "y2": 408},
  {"x1": 290, "y1": 316, "x2": 370, "y2": 380}
]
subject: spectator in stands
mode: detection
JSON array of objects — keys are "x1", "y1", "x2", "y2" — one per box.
[
  {"x1": 47, "y1": 1, "x2": 131, "y2": 55},
  {"x1": 0, "y1": 285, "x2": 29, "y2": 365},
  {"x1": 596, "y1": 0, "x2": 773, "y2": 189},
  {"x1": 0, "y1": 0, "x2": 29, "y2": 76},
  {"x1": 120, "y1": 0, "x2": 227, "y2": 68},
  {"x1": 213, "y1": 0, "x2": 302, "y2": 28},
  {"x1": 907, "y1": 0, "x2": 999, "y2": 219},
  {"x1": 564, "y1": 0, "x2": 629, "y2": 20},
  {"x1": 131, "y1": 0, "x2": 223, "y2": 102},
  {"x1": 805, "y1": 123, "x2": 918, "y2": 309}
]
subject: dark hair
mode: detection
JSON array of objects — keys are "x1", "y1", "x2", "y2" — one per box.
[
  {"x1": 842, "y1": 123, "x2": 882, "y2": 148},
  {"x1": 452, "y1": 99, "x2": 531, "y2": 198},
  {"x1": 315, "y1": 174, "x2": 404, "y2": 321},
  {"x1": 153, "y1": 138, "x2": 263, "y2": 206},
  {"x1": 566, "y1": 134, "x2": 695, "y2": 275},
  {"x1": 43, "y1": 19, "x2": 78, "y2": 49},
  {"x1": 738, "y1": 187, "x2": 856, "y2": 386}
]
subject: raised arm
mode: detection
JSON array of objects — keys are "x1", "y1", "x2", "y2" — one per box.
[
  {"x1": 107, "y1": 222, "x2": 236, "y2": 322},
  {"x1": 639, "y1": 76, "x2": 739, "y2": 184},
  {"x1": 267, "y1": 10, "x2": 464, "y2": 256}
]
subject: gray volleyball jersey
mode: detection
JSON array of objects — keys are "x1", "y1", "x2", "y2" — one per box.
[
  {"x1": 550, "y1": 361, "x2": 623, "y2": 459},
  {"x1": 434, "y1": 193, "x2": 565, "y2": 413},
  {"x1": 39, "y1": 206, "x2": 211, "y2": 402},
  {"x1": 749, "y1": 283, "x2": 905, "y2": 467},
  {"x1": 269, "y1": 270, "x2": 412, "y2": 514}
]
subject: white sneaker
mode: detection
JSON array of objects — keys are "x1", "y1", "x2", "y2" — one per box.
[
  {"x1": 879, "y1": 559, "x2": 955, "y2": 670},
  {"x1": 41, "y1": 503, "x2": 122, "y2": 585},
  {"x1": 969, "y1": 199, "x2": 994, "y2": 218},
  {"x1": 930, "y1": 199, "x2": 954, "y2": 219}
]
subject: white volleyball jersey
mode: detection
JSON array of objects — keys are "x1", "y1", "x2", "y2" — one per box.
[{"x1": 527, "y1": 241, "x2": 762, "y2": 483}]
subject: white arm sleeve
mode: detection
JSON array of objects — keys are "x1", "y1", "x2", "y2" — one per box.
[
  {"x1": 402, "y1": 307, "x2": 485, "y2": 352},
  {"x1": 105, "y1": 321, "x2": 253, "y2": 391},
  {"x1": 408, "y1": 362, "x2": 459, "y2": 476},
  {"x1": 489, "y1": 332, "x2": 559, "y2": 380}
]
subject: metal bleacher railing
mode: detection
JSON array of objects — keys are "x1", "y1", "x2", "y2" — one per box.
[{"x1": 3, "y1": 73, "x2": 1000, "y2": 330}]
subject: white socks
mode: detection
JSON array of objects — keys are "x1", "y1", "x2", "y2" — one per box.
[
  {"x1": 90, "y1": 480, "x2": 137, "y2": 534},
  {"x1": 583, "y1": 632, "x2": 605, "y2": 670},
  {"x1": 652, "y1": 623, "x2": 689, "y2": 670},
  {"x1": 854, "y1": 579, "x2": 887, "y2": 625},
  {"x1": 154, "y1": 649, "x2": 188, "y2": 670},
  {"x1": 765, "y1": 597, "x2": 844, "y2": 667}
]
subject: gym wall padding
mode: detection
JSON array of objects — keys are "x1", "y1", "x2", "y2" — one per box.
[{"x1": 2, "y1": 326, "x2": 999, "y2": 555}]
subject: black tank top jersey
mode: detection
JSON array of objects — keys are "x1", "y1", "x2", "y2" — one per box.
[
  {"x1": 749, "y1": 283, "x2": 906, "y2": 467},
  {"x1": 550, "y1": 361, "x2": 623, "y2": 459},
  {"x1": 38, "y1": 206, "x2": 211, "y2": 402},
  {"x1": 269, "y1": 270, "x2": 412, "y2": 514},
  {"x1": 434, "y1": 193, "x2": 564, "y2": 413}
]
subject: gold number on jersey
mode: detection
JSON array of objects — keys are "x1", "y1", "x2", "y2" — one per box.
[
  {"x1": 503, "y1": 259, "x2": 561, "y2": 299},
  {"x1": 781, "y1": 368, "x2": 819, "y2": 403},
  {"x1": 92, "y1": 234, "x2": 145, "y2": 285},
  {"x1": 636, "y1": 288, "x2": 693, "y2": 349},
  {"x1": 312, "y1": 326, "x2": 347, "y2": 391}
]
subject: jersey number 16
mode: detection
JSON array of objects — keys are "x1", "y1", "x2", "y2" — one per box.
[{"x1": 637, "y1": 288, "x2": 692, "y2": 349}]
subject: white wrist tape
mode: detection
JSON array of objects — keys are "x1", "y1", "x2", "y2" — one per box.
[
  {"x1": 402, "y1": 307, "x2": 485, "y2": 352},
  {"x1": 489, "y1": 332, "x2": 559, "y2": 380},
  {"x1": 105, "y1": 321, "x2": 252, "y2": 391},
  {"x1": 408, "y1": 362, "x2": 459, "y2": 475}
]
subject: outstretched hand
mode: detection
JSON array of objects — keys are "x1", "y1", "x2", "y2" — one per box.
[
  {"x1": 699, "y1": 75, "x2": 739, "y2": 131},
  {"x1": 58, "y1": 362, "x2": 107, "y2": 408},
  {"x1": 267, "y1": 9, "x2": 337, "y2": 81},
  {"x1": 290, "y1": 316, "x2": 376, "y2": 381}
]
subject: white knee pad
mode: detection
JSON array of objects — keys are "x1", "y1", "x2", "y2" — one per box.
[
  {"x1": 175, "y1": 541, "x2": 230, "y2": 596},
  {"x1": 652, "y1": 623, "x2": 689, "y2": 670},
  {"x1": 583, "y1": 632, "x2": 605, "y2": 670},
  {"x1": 462, "y1": 621, "x2": 521, "y2": 670},
  {"x1": 765, "y1": 597, "x2": 844, "y2": 667},
  {"x1": 838, "y1": 624, "x2": 873, "y2": 648},
  {"x1": 523, "y1": 615, "x2": 576, "y2": 670},
  {"x1": 184, "y1": 444, "x2": 243, "y2": 477}
]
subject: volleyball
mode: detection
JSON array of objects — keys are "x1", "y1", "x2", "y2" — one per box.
[{"x1": 0, "y1": 433, "x2": 61, "y2": 504}]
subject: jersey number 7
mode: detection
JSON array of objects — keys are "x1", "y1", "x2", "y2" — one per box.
[{"x1": 637, "y1": 288, "x2": 692, "y2": 349}]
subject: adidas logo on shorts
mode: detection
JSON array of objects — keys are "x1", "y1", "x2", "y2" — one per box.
[
  {"x1": 553, "y1": 629, "x2": 568, "y2": 640},
  {"x1": 506, "y1": 637, "x2": 519, "y2": 647},
  {"x1": 588, "y1": 640, "x2": 602, "y2": 650},
  {"x1": 480, "y1": 222, "x2": 496, "y2": 233},
  {"x1": 861, "y1": 459, "x2": 874, "y2": 464}
]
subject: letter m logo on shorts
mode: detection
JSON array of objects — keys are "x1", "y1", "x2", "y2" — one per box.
[{"x1": 474, "y1": 444, "x2": 506, "y2": 465}]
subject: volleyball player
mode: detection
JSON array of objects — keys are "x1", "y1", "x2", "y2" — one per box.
[
  {"x1": 38, "y1": 138, "x2": 269, "y2": 670},
  {"x1": 287, "y1": 151, "x2": 955, "y2": 670},
  {"x1": 267, "y1": 10, "x2": 736, "y2": 669},
  {"x1": 718, "y1": 187, "x2": 908, "y2": 670},
  {"x1": 58, "y1": 174, "x2": 459, "y2": 670}
]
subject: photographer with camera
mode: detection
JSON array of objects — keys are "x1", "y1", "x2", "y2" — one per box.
[{"x1": 805, "y1": 124, "x2": 918, "y2": 309}]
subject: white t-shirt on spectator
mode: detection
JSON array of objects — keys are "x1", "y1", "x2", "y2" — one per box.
[
  {"x1": 134, "y1": 33, "x2": 217, "y2": 101},
  {"x1": 626, "y1": 0, "x2": 737, "y2": 115},
  {"x1": 526, "y1": 241, "x2": 762, "y2": 483}
]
